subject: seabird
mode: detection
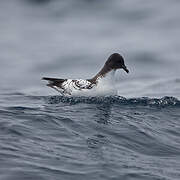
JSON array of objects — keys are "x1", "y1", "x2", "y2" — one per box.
[{"x1": 42, "y1": 53, "x2": 129, "y2": 96}]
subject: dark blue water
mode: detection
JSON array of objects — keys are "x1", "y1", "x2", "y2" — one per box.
[
  {"x1": 1, "y1": 94, "x2": 180, "y2": 180},
  {"x1": 1, "y1": 0, "x2": 180, "y2": 179}
]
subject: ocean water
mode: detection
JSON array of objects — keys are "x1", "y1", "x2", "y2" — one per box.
[{"x1": 0, "y1": 0, "x2": 180, "y2": 179}]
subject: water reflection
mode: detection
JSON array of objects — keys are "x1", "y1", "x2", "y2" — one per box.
[
  {"x1": 86, "y1": 134, "x2": 108, "y2": 161},
  {"x1": 94, "y1": 104, "x2": 112, "y2": 125},
  {"x1": 86, "y1": 104, "x2": 112, "y2": 161}
]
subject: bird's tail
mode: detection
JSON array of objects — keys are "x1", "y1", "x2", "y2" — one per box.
[{"x1": 42, "y1": 77, "x2": 66, "y2": 87}]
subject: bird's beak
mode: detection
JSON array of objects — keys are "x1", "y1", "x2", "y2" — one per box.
[{"x1": 122, "y1": 65, "x2": 129, "y2": 73}]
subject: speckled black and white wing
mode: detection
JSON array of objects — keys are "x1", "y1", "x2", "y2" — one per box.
[
  {"x1": 61, "y1": 79, "x2": 95, "y2": 95},
  {"x1": 42, "y1": 77, "x2": 95, "y2": 95}
]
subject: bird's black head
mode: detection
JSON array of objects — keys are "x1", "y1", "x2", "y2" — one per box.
[{"x1": 105, "y1": 53, "x2": 129, "y2": 73}]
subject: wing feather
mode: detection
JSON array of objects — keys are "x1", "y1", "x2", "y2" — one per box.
[{"x1": 42, "y1": 77, "x2": 95, "y2": 95}]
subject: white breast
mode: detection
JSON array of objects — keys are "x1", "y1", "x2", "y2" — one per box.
[{"x1": 95, "y1": 70, "x2": 117, "y2": 96}]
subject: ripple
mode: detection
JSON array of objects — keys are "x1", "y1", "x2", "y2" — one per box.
[{"x1": 6, "y1": 106, "x2": 40, "y2": 111}]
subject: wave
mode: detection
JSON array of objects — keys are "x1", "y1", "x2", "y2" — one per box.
[{"x1": 46, "y1": 95, "x2": 180, "y2": 107}]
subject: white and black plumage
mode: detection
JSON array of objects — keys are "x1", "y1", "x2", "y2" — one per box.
[{"x1": 42, "y1": 53, "x2": 129, "y2": 96}]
